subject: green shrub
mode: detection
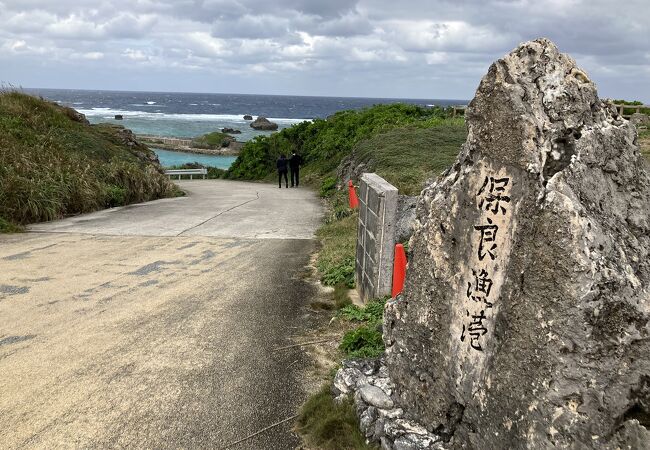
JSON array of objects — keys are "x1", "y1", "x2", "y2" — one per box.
[
  {"x1": 0, "y1": 216, "x2": 22, "y2": 233},
  {"x1": 190, "y1": 131, "x2": 233, "y2": 149},
  {"x1": 338, "y1": 298, "x2": 387, "y2": 324},
  {"x1": 340, "y1": 325, "x2": 385, "y2": 359},
  {"x1": 320, "y1": 255, "x2": 355, "y2": 288},
  {"x1": 296, "y1": 384, "x2": 377, "y2": 450},
  {"x1": 207, "y1": 167, "x2": 227, "y2": 179},
  {"x1": 319, "y1": 176, "x2": 338, "y2": 197},
  {"x1": 103, "y1": 184, "x2": 127, "y2": 207}
]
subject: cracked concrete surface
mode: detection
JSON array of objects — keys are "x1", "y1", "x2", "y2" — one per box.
[
  {"x1": 28, "y1": 180, "x2": 322, "y2": 239},
  {"x1": 0, "y1": 180, "x2": 324, "y2": 449}
]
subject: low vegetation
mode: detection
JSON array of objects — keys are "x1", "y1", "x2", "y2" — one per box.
[
  {"x1": 190, "y1": 131, "x2": 234, "y2": 149},
  {"x1": 338, "y1": 298, "x2": 387, "y2": 359},
  {"x1": 296, "y1": 384, "x2": 377, "y2": 450},
  {"x1": 349, "y1": 123, "x2": 466, "y2": 195},
  {"x1": 339, "y1": 325, "x2": 385, "y2": 359},
  {"x1": 0, "y1": 91, "x2": 178, "y2": 230},
  {"x1": 297, "y1": 297, "x2": 387, "y2": 449},
  {"x1": 316, "y1": 197, "x2": 358, "y2": 288},
  {"x1": 338, "y1": 298, "x2": 386, "y2": 323}
]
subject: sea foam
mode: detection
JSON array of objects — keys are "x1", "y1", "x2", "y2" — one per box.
[{"x1": 77, "y1": 108, "x2": 309, "y2": 124}]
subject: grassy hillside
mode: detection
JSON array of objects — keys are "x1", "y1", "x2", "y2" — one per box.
[
  {"x1": 226, "y1": 103, "x2": 457, "y2": 182},
  {"x1": 342, "y1": 123, "x2": 466, "y2": 195},
  {"x1": 0, "y1": 92, "x2": 178, "y2": 231}
]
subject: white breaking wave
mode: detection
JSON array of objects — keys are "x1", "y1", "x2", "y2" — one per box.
[
  {"x1": 77, "y1": 107, "x2": 310, "y2": 124},
  {"x1": 146, "y1": 101, "x2": 156, "y2": 105}
]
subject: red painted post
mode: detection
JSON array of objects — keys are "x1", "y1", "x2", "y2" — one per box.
[
  {"x1": 348, "y1": 180, "x2": 359, "y2": 209},
  {"x1": 392, "y1": 243, "x2": 407, "y2": 298}
]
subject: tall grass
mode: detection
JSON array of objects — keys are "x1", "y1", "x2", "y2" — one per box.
[
  {"x1": 0, "y1": 91, "x2": 178, "y2": 228},
  {"x1": 296, "y1": 384, "x2": 378, "y2": 450}
]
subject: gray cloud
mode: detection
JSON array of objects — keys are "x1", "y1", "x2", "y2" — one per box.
[{"x1": 0, "y1": 0, "x2": 647, "y2": 100}]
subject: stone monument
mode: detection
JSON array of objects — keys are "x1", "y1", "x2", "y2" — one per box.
[{"x1": 384, "y1": 38, "x2": 650, "y2": 448}]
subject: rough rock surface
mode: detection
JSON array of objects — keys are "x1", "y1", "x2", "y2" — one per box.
[
  {"x1": 60, "y1": 105, "x2": 90, "y2": 125},
  {"x1": 384, "y1": 38, "x2": 650, "y2": 448},
  {"x1": 630, "y1": 112, "x2": 650, "y2": 127},
  {"x1": 243, "y1": 114, "x2": 253, "y2": 120},
  {"x1": 97, "y1": 124, "x2": 163, "y2": 167},
  {"x1": 336, "y1": 151, "x2": 373, "y2": 188},
  {"x1": 222, "y1": 127, "x2": 242, "y2": 134},
  {"x1": 250, "y1": 116, "x2": 278, "y2": 130},
  {"x1": 333, "y1": 358, "x2": 443, "y2": 450},
  {"x1": 396, "y1": 195, "x2": 418, "y2": 243}
]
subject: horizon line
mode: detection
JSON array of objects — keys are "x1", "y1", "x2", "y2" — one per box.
[{"x1": 19, "y1": 86, "x2": 470, "y2": 103}]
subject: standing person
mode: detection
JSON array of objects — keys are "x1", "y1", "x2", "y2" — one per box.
[
  {"x1": 289, "y1": 151, "x2": 302, "y2": 187},
  {"x1": 277, "y1": 154, "x2": 289, "y2": 188}
]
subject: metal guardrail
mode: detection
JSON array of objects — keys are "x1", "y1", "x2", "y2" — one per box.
[{"x1": 164, "y1": 168, "x2": 207, "y2": 180}]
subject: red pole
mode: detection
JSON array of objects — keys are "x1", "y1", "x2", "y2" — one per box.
[
  {"x1": 392, "y1": 244, "x2": 407, "y2": 298},
  {"x1": 348, "y1": 180, "x2": 359, "y2": 209}
]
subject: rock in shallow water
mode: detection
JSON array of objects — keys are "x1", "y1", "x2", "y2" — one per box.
[
  {"x1": 384, "y1": 38, "x2": 650, "y2": 448},
  {"x1": 250, "y1": 116, "x2": 278, "y2": 130}
]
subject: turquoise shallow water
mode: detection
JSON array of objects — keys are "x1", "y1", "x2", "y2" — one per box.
[{"x1": 153, "y1": 148, "x2": 237, "y2": 169}]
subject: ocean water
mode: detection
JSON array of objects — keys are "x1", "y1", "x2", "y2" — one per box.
[
  {"x1": 153, "y1": 148, "x2": 236, "y2": 169},
  {"x1": 27, "y1": 88, "x2": 467, "y2": 140}
]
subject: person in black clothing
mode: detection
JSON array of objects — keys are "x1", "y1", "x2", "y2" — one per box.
[
  {"x1": 277, "y1": 154, "x2": 289, "y2": 188},
  {"x1": 289, "y1": 151, "x2": 302, "y2": 187}
]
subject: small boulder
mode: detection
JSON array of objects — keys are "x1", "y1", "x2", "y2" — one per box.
[
  {"x1": 243, "y1": 114, "x2": 253, "y2": 120},
  {"x1": 114, "y1": 114, "x2": 123, "y2": 120},
  {"x1": 630, "y1": 112, "x2": 650, "y2": 127},
  {"x1": 60, "y1": 106, "x2": 90, "y2": 125},
  {"x1": 359, "y1": 384, "x2": 394, "y2": 409},
  {"x1": 222, "y1": 127, "x2": 241, "y2": 134},
  {"x1": 250, "y1": 116, "x2": 278, "y2": 130}
]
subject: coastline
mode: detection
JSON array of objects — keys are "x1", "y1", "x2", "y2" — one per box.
[{"x1": 138, "y1": 135, "x2": 243, "y2": 156}]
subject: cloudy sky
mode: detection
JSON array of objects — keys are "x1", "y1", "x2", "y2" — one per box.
[{"x1": 1, "y1": 0, "x2": 648, "y2": 101}]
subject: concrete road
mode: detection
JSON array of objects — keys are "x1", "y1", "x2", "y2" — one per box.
[
  {"x1": 29, "y1": 180, "x2": 323, "y2": 239},
  {"x1": 0, "y1": 181, "x2": 324, "y2": 449}
]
